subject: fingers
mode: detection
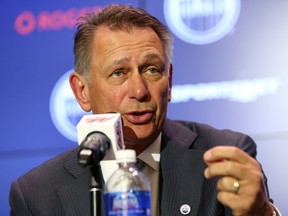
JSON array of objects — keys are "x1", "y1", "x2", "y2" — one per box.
[
  {"x1": 217, "y1": 176, "x2": 241, "y2": 194},
  {"x1": 217, "y1": 176, "x2": 260, "y2": 196},
  {"x1": 204, "y1": 146, "x2": 250, "y2": 164},
  {"x1": 204, "y1": 158, "x2": 260, "y2": 180},
  {"x1": 204, "y1": 146, "x2": 260, "y2": 179},
  {"x1": 204, "y1": 159, "x2": 241, "y2": 179},
  {"x1": 216, "y1": 177, "x2": 266, "y2": 216},
  {"x1": 203, "y1": 146, "x2": 269, "y2": 215}
]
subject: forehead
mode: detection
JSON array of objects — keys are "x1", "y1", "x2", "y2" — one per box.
[
  {"x1": 92, "y1": 26, "x2": 164, "y2": 59},
  {"x1": 95, "y1": 25, "x2": 159, "y2": 39}
]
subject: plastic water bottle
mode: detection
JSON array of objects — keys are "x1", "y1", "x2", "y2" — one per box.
[{"x1": 104, "y1": 149, "x2": 152, "y2": 216}]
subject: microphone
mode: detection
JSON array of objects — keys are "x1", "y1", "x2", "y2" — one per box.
[
  {"x1": 77, "y1": 113, "x2": 125, "y2": 216},
  {"x1": 76, "y1": 113, "x2": 125, "y2": 166},
  {"x1": 78, "y1": 131, "x2": 111, "y2": 166}
]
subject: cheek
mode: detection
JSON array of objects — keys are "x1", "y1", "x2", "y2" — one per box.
[
  {"x1": 152, "y1": 84, "x2": 170, "y2": 112},
  {"x1": 91, "y1": 86, "x2": 125, "y2": 112},
  {"x1": 158, "y1": 83, "x2": 170, "y2": 103}
]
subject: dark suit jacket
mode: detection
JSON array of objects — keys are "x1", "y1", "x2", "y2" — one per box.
[{"x1": 9, "y1": 119, "x2": 270, "y2": 215}]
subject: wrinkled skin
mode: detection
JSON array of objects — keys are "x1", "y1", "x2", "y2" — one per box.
[{"x1": 70, "y1": 26, "x2": 172, "y2": 154}]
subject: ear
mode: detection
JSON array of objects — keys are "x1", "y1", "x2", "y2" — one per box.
[
  {"x1": 69, "y1": 72, "x2": 92, "y2": 112},
  {"x1": 168, "y1": 63, "x2": 173, "y2": 102}
]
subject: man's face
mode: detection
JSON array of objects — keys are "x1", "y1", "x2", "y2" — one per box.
[{"x1": 85, "y1": 27, "x2": 172, "y2": 148}]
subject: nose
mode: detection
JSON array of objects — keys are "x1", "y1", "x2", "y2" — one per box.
[{"x1": 128, "y1": 73, "x2": 150, "y2": 101}]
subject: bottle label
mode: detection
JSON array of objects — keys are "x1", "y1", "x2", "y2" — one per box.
[{"x1": 104, "y1": 190, "x2": 151, "y2": 216}]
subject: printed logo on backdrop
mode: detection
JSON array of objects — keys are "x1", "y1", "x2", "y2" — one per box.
[
  {"x1": 50, "y1": 69, "x2": 89, "y2": 142},
  {"x1": 14, "y1": 6, "x2": 102, "y2": 36},
  {"x1": 164, "y1": 0, "x2": 241, "y2": 45}
]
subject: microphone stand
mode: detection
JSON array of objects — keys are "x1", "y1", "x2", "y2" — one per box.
[
  {"x1": 77, "y1": 131, "x2": 112, "y2": 216},
  {"x1": 90, "y1": 164, "x2": 103, "y2": 216}
]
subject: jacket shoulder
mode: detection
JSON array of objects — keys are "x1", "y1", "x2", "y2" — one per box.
[{"x1": 169, "y1": 119, "x2": 257, "y2": 155}]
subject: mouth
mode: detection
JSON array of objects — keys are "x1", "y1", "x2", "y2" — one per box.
[{"x1": 122, "y1": 110, "x2": 153, "y2": 124}]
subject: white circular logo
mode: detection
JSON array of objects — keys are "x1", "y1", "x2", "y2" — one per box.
[
  {"x1": 50, "y1": 69, "x2": 89, "y2": 141},
  {"x1": 180, "y1": 204, "x2": 191, "y2": 215},
  {"x1": 164, "y1": 0, "x2": 241, "y2": 45}
]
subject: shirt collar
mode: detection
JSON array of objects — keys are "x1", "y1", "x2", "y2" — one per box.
[
  {"x1": 104, "y1": 133, "x2": 161, "y2": 169},
  {"x1": 137, "y1": 132, "x2": 161, "y2": 172}
]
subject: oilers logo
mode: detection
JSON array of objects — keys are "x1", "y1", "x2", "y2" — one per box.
[
  {"x1": 164, "y1": 0, "x2": 241, "y2": 45},
  {"x1": 50, "y1": 69, "x2": 89, "y2": 141}
]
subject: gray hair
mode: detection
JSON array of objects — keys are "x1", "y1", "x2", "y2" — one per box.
[{"x1": 73, "y1": 4, "x2": 173, "y2": 81}]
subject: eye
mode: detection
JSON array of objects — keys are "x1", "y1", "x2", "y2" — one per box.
[
  {"x1": 143, "y1": 67, "x2": 163, "y2": 81},
  {"x1": 108, "y1": 69, "x2": 127, "y2": 85},
  {"x1": 112, "y1": 70, "x2": 123, "y2": 77},
  {"x1": 147, "y1": 67, "x2": 160, "y2": 74}
]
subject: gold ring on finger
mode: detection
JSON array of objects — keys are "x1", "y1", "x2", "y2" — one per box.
[{"x1": 233, "y1": 181, "x2": 240, "y2": 194}]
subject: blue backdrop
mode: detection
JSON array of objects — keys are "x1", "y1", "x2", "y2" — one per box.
[{"x1": 1, "y1": 0, "x2": 287, "y2": 215}]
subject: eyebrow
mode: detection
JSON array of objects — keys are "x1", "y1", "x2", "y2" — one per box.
[
  {"x1": 143, "y1": 53, "x2": 163, "y2": 62},
  {"x1": 113, "y1": 57, "x2": 129, "y2": 65},
  {"x1": 142, "y1": 53, "x2": 166, "y2": 72},
  {"x1": 112, "y1": 53, "x2": 164, "y2": 66}
]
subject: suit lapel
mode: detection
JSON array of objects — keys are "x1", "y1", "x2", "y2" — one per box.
[
  {"x1": 160, "y1": 119, "x2": 206, "y2": 215},
  {"x1": 57, "y1": 149, "x2": 91, "y2": 216},
  {"x1": 55, "y1": 119, "x2": 206, "y2": 216}
]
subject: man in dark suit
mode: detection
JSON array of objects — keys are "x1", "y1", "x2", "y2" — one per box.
[{"x1": 10, "y1": 4, "x2": 281, "y2": 216}]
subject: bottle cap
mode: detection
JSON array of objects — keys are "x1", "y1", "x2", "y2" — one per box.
[{"x1": 116, "y1": 149, "x2": 136, "y2": 163}]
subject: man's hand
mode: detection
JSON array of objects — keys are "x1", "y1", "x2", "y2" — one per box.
[{"x1": 203, "y1": 146, "x2": 273, "y2": 216}]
